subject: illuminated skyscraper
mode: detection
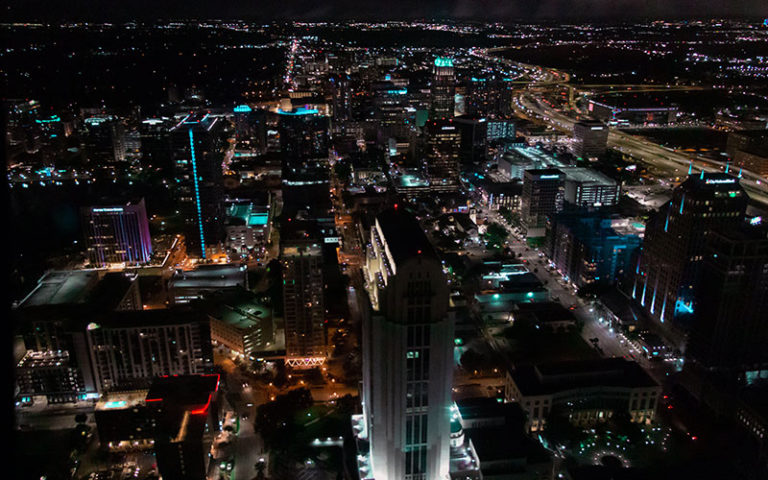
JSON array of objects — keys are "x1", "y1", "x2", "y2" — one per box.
[
  {"x1": 359, "y1": 209, "x2": 454, "y2": 480},
  {"x1": 687, "y1": 222, "x2": 768, "y2": 375},
  {"x1": 170, "y1": 113, "x2": 225, "y2": 258},
  {"x1": 83, "y1": 198, "x2": 153, "y2": 266},
  {"x1": 521, "y1": 169, "x2": 565, "y2": 237},
  {"x1": 634, "y1": 173, "x2": 747, "y2": 332},
  {"x1": 431, "y1": 57, "x2": 455, "y2": 119},
  {"x1": 281, "y1": 224, "x2": 326, "y2": 369},
  {"x1": 425, "y1": 119, "x2": 461, "y2": 192}
]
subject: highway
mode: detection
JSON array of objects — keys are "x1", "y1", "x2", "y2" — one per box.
[
  {"x1": 514, "y1": 91, "x2": 768, "y2": 207},
  {"x1": 475, "y1": 46, "x2": 768, "y2": 207}
]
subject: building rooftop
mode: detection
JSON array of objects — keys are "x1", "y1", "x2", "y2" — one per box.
[
  {"x1": 84, "y1": 307, "x2": 208, "y2": 331},
  {"x1": 376, "y1": 208, "x2": 439, "y2": 264},
  {"x1": 85, "y1": 272, "x2": 137, "y2": 310},
  {"x1": 146, "y1": 374, "x2": 219, "y2": 408},
  {"x1": 95, "y1": 390, "x2": 149, "y2": 412},
  {"x1": 170, "y1": 264, "x2": 247, "y2": 289},
  {"x1": 560, "y1": 167, "x2": 617, "y2": 186},
  {"x1": 511, "y1": 358, "x2": 659, "y2": 396},
  {"x1": 19, "y1": 270, "x2": 100, "y2": 307}
]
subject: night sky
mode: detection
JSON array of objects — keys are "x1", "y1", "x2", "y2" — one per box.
[{"x1": 4, "y1": 0, "x2": 768, "y2": 22}]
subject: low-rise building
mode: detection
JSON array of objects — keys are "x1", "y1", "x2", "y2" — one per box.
[{"x1": 505, "y1": 358, "x2": 661, "y2": 432}]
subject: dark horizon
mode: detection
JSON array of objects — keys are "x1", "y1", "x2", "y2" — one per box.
[{"x1": 4, "y1": 0, "x2": 768, "y2": 23}]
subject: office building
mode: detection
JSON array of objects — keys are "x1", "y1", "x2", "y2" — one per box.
[
  {"x1": 85, "y1": 309, "x2": 214, "y2": 392},
  {"x1": 81, "y1": 115, "x2": 126, "y2": 163},
  {"x1": 431, "y1": 57, "x2": 455, "y2": 118},
  {"x1": 688, "y1": 223, "x2": 768, "y2": 375},
  {"x1": 547, "y1": 211, "x2": 642, "y2": 288},
  {"x1": 358, "y1": 209, "x2": 454, "y2": 480},
  {"x1": 573, "y1": 120, "x2": 608, "y2": 159},
  {"x1": 633, "y1": 173, "x2": 748, "y2": 331},
  {"x1": 505, "y1": 358, "x2": 661, "y2": 432},
  {"x1": 83, "y1": 199, "x2": 153, "y2": 267},
  {"x1": 170, "y1": 112, "x2": 226, "y2": 258},
  {"x1": 139, "y1": 118, "x2": 173, "y2": 174},
  {"x1": 561, "y1": 167, "x2": 620, "y2": 208},
  {"x1": 425, "y1": 119, "x2": 461, "y2": 192},
  {"x1": 521, "y1": 169, "x2": 565, "y2": 237},
  {"x1": 146, "y1": 374, "x2": 220, "y2": 480},
  {"x1": 201, "y1": 289, "x2": 277, "y2": 357},
  {"x1": 282, "y1": 225, "x2": 326, "y2": 368},
  {"x1": 279, "y1": 110, "x2": 331, "y2": 212}
]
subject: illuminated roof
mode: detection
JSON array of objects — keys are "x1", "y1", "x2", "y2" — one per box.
[
  {"x1": 434, "y1": 56, "x2": 454, "y2": 68},
  {"x1": 277, "y1": 106, "x2": 319, "y2": 116}
]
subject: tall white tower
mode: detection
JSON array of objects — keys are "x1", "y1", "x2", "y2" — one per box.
[{"x1": 361, "y1": 209, "x2": 454, "y2": 480}]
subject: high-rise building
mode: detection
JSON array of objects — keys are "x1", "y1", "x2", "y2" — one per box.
[
  {"x1": 687, "y1": 222, "x2": 768, "y2": 376},
  {"x1": 431, "y1": 57, "x2": 455, "y2": 119},
  {"x1": 81, "y1": 115, "x2": 126, "y2": 163},
  {"x1": 85, "y1": 309, "x2": 214, "y2": 392},
  {"x1": 278, "y1": 111, "x2": 331, "y2": 212},
  {"x1": 425, "y1": 119, "x2": 461, "y2": 192},
  {"x1": 282, "y1": 226, "x2": 326, "y2": 369},
  {"x1": 170, "y1": 113, "x2": 226, "y2": 258},
  {"x1": 573, "y1": 120, "x2": 609, "y2": 159},
  {"x1": 359, "y1": 209, "x2": 454, "y2": 480},
  {"x1": 521, "y1": 169, "x2": 566, "y2": 237},
  {"x1": 139, "y1": 118, "x2": 173, "y2": 174},
  {"x1": 83, "y1": 199, "x2": 153, "y2": 267},
  {"x1": 146, "y1": 374, "x2": 220, "y2": 480},
  {"x1": 633, "y1": 173, "x2": 748, "y2": 332},
  {"x1": 546, "y1": 210, "x2": 643, "y2": 289}
]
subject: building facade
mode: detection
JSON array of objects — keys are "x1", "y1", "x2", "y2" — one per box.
[
  {"x1": 282, "y1": 240, "x2": 326, "y2": 368},
  {"x1": 633, "y1": 173, "x2": 747, "y2": 333},
  {"x1": 83, "y1": 199, "x2": 153, "y2": 267},
  {"x1": 360, "y1": 209, "x2": 454, "y2": 480},
  {"x1": 521, "y1": 169, "x2": 565, "y2": 237}
]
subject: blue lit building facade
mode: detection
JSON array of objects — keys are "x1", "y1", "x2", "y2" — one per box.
[
  {"x1": 547, "y1": 210, "x2": 642, "y2": 289},
  {"x1": 83, "y1": 199, "x2": 153, "y2": 266},
  {"x1": 633, "y1": 173, "x2": 747, "y2": 333},
  {"x1": 171, "y1": 113, "x2": 226, "y2": 258}
]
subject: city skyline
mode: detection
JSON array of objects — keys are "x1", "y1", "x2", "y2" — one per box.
[{"x1": 8, "y1": 14, "x2": 768, "y2": 480}]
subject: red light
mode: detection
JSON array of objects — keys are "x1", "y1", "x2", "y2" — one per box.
[
  {"x1": 667, "y1": 404, "x2": 674, "y2": 409},
  {"x1": 190, "y1": 393, "x2": 212, "y2": 415},
  {"x1": 417, "y1": 250, "x2": 422, "y2": 254},
  {"x1": 691, "y1": 436, "x2": 697, "y2": 441},
  {"x1": 394, "y1": 203, "x2": 398, "y2": 210}
]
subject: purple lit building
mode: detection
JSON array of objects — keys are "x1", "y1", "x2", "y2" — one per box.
[{"x1": 83, "y1": 198, "x2": 153, "y2": 266}]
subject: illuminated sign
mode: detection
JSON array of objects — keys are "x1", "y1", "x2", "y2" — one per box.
[
  {"x1": 93, "y1": 207, "x2": 124, "y2": 213},
  {"x1": 103, "y1": 401, "x2": 127, "y2": 409},
  {"x1": 324, "y1": 237, "x2": 340, "y2": 244},
  {"x1": 590, "y1": 126, "x2": 605, "y2": 130},
  {"x1": 751, "y1": 216, "x2": 763, "y2": 225},
  {"x1": 233, "y1": 104, "x2": 252, "y2": 113},
  {"x1": 705, "y1": 178, "x2": 736, "y2": 185},
  {"x1": 434, "y1": 57, "x2": 454, "y2": 68},
  {"x1": 539, "y1": 174, "x2": 561, "y2": 180},
  {"x1": 441, "y1": 126, "x2": 456, "y2": 131}
]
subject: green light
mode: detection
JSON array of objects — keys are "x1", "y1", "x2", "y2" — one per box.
[
  {"x1": 454, "y1": 338, "x2": 463, "y2": 346},
  {"x1": 526, "y1": 292, "x2": 534, "y2": 298}
]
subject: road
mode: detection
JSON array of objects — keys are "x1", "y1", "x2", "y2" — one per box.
[{"x1": 513, "y1": 89, "x2": 768, "y2": 207}]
